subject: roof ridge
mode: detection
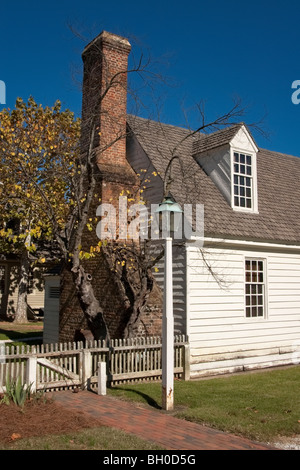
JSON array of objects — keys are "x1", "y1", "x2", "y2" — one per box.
[
  {"x1": 127, "y1": 115, "x2": 250, "y2": 141},
  {"x1": 127, "y1": 114, "x2": 194, "y2": 133},
  {"x1": 195, "y1": 122, "x2": 244, "y2": 138},
  {"x1": 127, "y1": 115, "x2": 300, "y2": 160}
]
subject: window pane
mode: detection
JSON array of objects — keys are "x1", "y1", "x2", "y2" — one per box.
[
  {"x1": 233, "y1": 153, "x2": 253, "y2": 210},
  {"x1": 245, "y1": 259, "x2": 265, "y2": 319}
]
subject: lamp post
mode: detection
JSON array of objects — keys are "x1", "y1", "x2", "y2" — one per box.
[{"x1": 155, "y1": 194, "x2": 182, "y2": 411}]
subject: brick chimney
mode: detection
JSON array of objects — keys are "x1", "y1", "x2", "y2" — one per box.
[
  {"x1": 58, "y1": 31, "x2": 161, "y2": 344},
  {"x1": 81, "y1": 30, "x2": 140, "y2": 238},
  {"x1": 81, "y1": 31, "x2": 132, "y2": 170}
]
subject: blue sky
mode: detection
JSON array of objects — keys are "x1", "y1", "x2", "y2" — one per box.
[{"x1": 1, "y1": 0, "x2": 300, "y2": 156}]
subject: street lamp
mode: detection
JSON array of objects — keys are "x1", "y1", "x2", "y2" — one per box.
[{"x1": 155, "y1": 193, "x2": 182, "y2": 411}]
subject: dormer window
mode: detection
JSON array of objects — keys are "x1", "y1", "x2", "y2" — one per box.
[
  {"x1": 192, "y1": 123, "x2": 259, "y2": 214},
  {"x1": 231, "y1": 147, "x2": 258, "y2": 213},
  {"x1": 233, "y1": 152, "x2": 253, "y2": 209}
]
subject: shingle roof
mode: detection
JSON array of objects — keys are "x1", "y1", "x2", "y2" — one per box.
[
  {"x1": 192, "y1": 123, "x2": 243, "y2": 154},
  {"x1": 127, "y1": 115, "x2": 300, "y2": 245}
]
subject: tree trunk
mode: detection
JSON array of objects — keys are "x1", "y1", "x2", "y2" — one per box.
[
  {"x1": 71, "y1": 263, "x2": 110, "y2": 341},
  {"x1": 14, "y1": 252, "x2": 30, "y2": 324},
  {"x1": 123, "y1": 268, "x2": 154, "y2": 338}
]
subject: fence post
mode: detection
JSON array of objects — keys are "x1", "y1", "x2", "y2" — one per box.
[
  {"x1": 97, "y1": 362, "x2": 106, "y2": 396},
  {"x1": 82, "y1": 349, "x2": 92, "y2": 390},
  {"x1": 26, "y1": 356, "x2": 37, "y2": 392},
  {"x1": 183, "y1": 343, "x2": 190, "y2": 381}
]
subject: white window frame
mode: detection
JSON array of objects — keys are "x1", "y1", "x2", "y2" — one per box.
[
  {"x1": 231, "y1": 148, "x2": 258, "y2": 213},
  {"x1": 244, "y1": 258, "x2": 267, "y2": 319}
]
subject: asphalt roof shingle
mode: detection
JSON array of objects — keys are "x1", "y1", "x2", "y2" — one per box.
[
  {"x1": 127, "y1": 115, "x2": 300, "y2": 245},
  {"x1": 192, "y1": 123, "x2": 243, "y2": 154}
]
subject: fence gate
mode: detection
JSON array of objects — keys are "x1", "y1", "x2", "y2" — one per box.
[{"x1": 34, "y1": 350, "x2": 82, "y2": 391}]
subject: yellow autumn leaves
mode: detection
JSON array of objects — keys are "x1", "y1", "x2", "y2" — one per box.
[{"x1": 0, "y1": 97, "x2": 80, "y2": 260}]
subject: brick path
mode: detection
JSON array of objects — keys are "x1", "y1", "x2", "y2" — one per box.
[{"x1": 54, "y1": 390, "x2": 275, "y2": 450}]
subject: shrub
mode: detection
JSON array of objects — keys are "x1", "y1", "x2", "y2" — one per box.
[{"x1": 1, "y1": 377, "x2": 33, "y2": 408}]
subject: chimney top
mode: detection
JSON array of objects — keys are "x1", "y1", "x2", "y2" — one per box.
[{"x1": 82, "y1": 31, "x2": 131, "y2": 57}]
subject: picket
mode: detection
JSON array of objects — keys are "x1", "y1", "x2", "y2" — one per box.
[{"x1": 0, "y1": 335, "x2": 189, "y2": 392}]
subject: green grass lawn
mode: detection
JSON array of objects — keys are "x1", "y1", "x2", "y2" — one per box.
[
  {"x1": 0, "y1": 321, "x2": 43, "y2": 347},
  {"x1": 108, "y1": 366, "x2": 300, "y2": 442},
  {"x1": 0, "y1": 427, "x2": 164, "y2": 451}
]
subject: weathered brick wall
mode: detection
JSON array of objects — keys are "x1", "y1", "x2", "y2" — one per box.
[{"x1": 59, "y1": 31, "x2": 163, "y2": 342}]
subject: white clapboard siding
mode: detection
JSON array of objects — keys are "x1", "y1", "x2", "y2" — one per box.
[
  {"x1": 2, "y1": 263, "x2": 19, "y2": 316},
  {"x1": 187, "y1": 245, "x2": 300, "y2": 377},
  {"x1": 27, "y1": 289, "x2": 44, "y2": 309},
  {"x1": 0, "y1": 262, "x2": 45, "y2": 317},
  {"x1": 152, "y1": 241, "x2": 186, "y2": 334}
]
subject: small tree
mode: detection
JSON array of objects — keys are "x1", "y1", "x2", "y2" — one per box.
[{"x1": 0, "y1": 97, "x2": 80, "y2": 322}]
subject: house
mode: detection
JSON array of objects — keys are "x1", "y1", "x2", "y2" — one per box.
[
  {"x1": 0, "y1": 256, "x2": 44, "y2": 320},
  {"x1": 127, "y1": 116, "x2": 300, "y2": 377},
  {"x1": 44, "y1": 31, "x2": 300, "y2": 378}
]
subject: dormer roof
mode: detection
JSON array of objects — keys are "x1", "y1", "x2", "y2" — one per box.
[{"x1": 192, "y1": 123, "x2": 258, "y2": 156}]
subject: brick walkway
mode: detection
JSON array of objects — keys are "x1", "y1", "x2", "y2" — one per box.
[{"x1": 54, "y1": 390, "x2": 275, "y2": 450}]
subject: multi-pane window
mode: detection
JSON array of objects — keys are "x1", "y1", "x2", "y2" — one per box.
[
  {"x1": 233, "y1": 152, "x2": 253, "y2": 209},
  {"x1": 245, "y1": 259, "x2": 265, "y2": 318}
]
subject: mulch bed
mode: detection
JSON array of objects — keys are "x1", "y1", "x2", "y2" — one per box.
[{"x1": 0, "y1": 396, "x2": 102, "y2": 445}]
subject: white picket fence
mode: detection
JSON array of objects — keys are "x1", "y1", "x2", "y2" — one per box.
[{"x1": 0, "y1": 335, "x2": 190, "y2": 393}]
